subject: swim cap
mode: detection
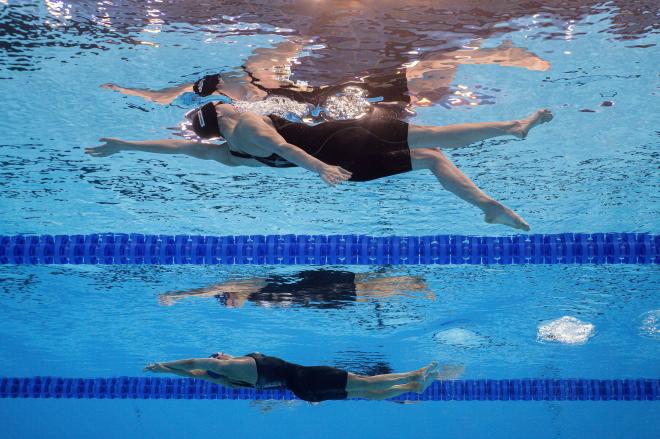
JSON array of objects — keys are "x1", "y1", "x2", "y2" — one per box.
[
  {"x1": 189, "y1": 103, "x2": 221, "y2": 139},
  {"x1": 193, "y1": 74, "x2": 223, "y2": 97}
]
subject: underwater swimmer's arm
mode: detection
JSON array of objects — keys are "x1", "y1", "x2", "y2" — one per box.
[
  {"x1": 85, "y1": 138, "x2": 237, "y2": 166},
  {"x1": 101, "y1": 82, "x2": 194, "y2": 105}
]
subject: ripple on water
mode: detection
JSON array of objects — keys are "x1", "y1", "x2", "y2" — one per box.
[
  {"x1": 433, "y1": 328, "x2": 492, "y2": 349},
  {"x1": 537, "y1": 316, "x2": 595, "y2": 345},
  {"x1": 636, "y1": 310, "x2": 659, "y2": 341}
]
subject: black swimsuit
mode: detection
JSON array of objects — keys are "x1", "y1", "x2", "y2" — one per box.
[
  {"x1": 188, "y1": 103, "x2": 413, "y2": 181},
  {"x1": 247, "y1": 270, "x2": 357, "y2": 309},
  {"x1": 206, "y1": 353, "x2": 348, "y2": 402},
  {"x1": 232, "y1": 114, "x2": 412, "y2": 181}
]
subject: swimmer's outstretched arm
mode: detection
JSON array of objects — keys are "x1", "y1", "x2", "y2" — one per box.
[
  {"x1": 85, "y1": 138, "x2": 236, "y2": 165},
  {"x1": 101, "y1": 82, "x2": 194, "y2": 105},
  {"x1": 144, "y1": 362, "x2": 242, "y2": 388},
  {"x1": 147, "y1": 358, "x2": 227, "y2": 373}
]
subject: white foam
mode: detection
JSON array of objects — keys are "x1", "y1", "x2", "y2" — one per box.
[
  {"x1": 537, "y1": 316, "x2": 595, "y2": 345},
  {"x1": 637, "y1": 310, "x2": 659, "y2": 340},
  {"x1": 322, "y1": 86, "x2": 372, "y2": 120},
  {"x1": 233, "y1": 96, "x2": 310, "y2": 119}
]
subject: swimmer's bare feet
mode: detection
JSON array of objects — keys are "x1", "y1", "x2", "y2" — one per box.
[
  {"x1": 409, "y1": 361, "x2": 439, "y2": 383},
  {"x1": 411, "y1": 363, "x2": 464, "y2": 393},
  {"x1": 509, "y1": 109, "x2": 554, "y2": 139},
  {"x1": 416, "y1": 370, "x2": 441, "y2": 393},
  {"x1": 483, "y1": 201, "x2": 530, "y2": 231}
]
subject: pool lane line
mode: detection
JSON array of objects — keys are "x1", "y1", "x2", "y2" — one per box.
[
  {"x1": 1, "y1": 233, "x2": 657, "y2": 265},
  {"x1": 1, "y1": 377, "x2": 658, "y2": 401}
]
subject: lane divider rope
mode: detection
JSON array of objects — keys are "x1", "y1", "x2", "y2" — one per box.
[
  {"x1": 1, "y1": 377, "x2": 658, "y2": 401},
  {"x1": 1, "y1": 233, "x2": 657, "y2": 265}
]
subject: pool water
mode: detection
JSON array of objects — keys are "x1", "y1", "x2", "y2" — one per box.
[{"x1": 0, "y1": 1, "x2": 658, "y2": 438}]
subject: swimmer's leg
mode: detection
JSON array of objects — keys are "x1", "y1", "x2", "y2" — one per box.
[
  {"x1": 411, "y1": 148, "x2": 530, "y2": 231},
  {"x1": 348, "y1": 381, "x2": 421, "y2": 400},
  {"x1": 347, "y1": 369, "x2": 443, "y2": 400},
  {"x1": 408, "y1": 109, "x2": 553, "y2": 149},
  {"x1": 345, "y1": 362, "x2": 439, "y2": 393}
]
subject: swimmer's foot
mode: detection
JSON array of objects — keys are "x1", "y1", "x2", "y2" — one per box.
[
  {"x1": 407, "y1": 361, "x2": 440, "y2": 388},
  {"x1": 409, "y1": 361, "x2": 439, "y2": 382},
  {"x1": 509, "y1": 109, "x2": 554, "y2": 139},
  {"x1": 415, "y1": 370, "x2": 442, "y2": 393},
  {"x1": 483, "y1": 201, "x2": 530, "y2": 231}
]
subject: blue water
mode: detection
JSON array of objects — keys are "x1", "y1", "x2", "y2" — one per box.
[{"x1": 1, "y1": 1, "x2": 659, "y2": 438}]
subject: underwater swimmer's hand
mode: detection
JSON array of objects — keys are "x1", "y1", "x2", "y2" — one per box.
[
  {"x1": 144, "y1": 363, "x2": 171, "y2": 373},
  {"x1": 319, "y1": 164, "x2": 351, "y2": 186},
  {"x1": 85, "y1": 137, "x2": 128, "y2": 157}
]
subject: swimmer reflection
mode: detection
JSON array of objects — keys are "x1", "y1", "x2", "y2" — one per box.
[
  {"x1": 144, "y1": 353, "x2": 464, "y2": 403},
  {"x1": 158, "y1": 270, "x2": 435, "y2": 308},
  {"x1": 101, "y1": 39, "x2": 550, "y2": 117}
]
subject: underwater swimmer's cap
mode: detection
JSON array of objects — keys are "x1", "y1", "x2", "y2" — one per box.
[
  {"x1": 189, "y1": 103, "x2": 222, "y2": 139},
  {"x1": 193, "y1": 74, "x2": 223, "y2": 97}
]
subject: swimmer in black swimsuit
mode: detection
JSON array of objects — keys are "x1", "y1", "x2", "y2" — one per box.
[
  {"x1": 86, "y1": 103, "x2": 554, "y2": 230},
  {"x1": 144, "y1": 352, "x2": 463, "y2": 402},
  {"x1": 157, "y1": 270, "x2": 434, "y2": 308}
]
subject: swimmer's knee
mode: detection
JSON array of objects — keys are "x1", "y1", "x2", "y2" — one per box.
[{"x1": 410, "y1": 148, "x2": 448, "y2": 170}]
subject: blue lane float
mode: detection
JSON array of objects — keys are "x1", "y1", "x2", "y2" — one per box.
[
  {"x1": 0, "y1": 233, "x2": 657, "y2": 265},
  {"x1": 1, "y1": 377, "x2": 658, "y2": 401}
]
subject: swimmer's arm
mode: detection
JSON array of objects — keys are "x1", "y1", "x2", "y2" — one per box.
[
  {"x1": 85, "y1": 138, "x2": 236, "y2": 166},
  {"x1": 158, "y1": 359, "x2": 231, "y2": 374},
  {"x1": 101, "y1": 82, "x2": 194, "y2": 104},
  {"x1": 238, "y1": 118, "x2": 352, "y2": 185},
  {"x1": 144, "y1": 363, "x2": 239, "y2": 387}
]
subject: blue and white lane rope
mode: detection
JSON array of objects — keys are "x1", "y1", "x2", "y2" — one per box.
[
  {"x1": 1, "y1": 233, "x2": 657, "y2": 265},
  {"x1": 1, "y1": 377, "x2": 658, "y2": 401}
]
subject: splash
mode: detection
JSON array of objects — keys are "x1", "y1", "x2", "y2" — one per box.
[
  {"x1": 321, "y1": 86, "x2": 372, "y2": 120},
  {"x1": 537, "y1": 316, "x2": 595, "y2": 344},
  {"x1": 232, "y1": 96, "x2": 311, "y2": 120}
]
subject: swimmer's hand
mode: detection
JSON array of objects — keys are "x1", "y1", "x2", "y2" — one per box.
[
  {"x1": 85, "y1": 137, "x2": 127, "y2": 157},
  {"x1": 100, "y1": 83, "x2": 121, "y2": 91},
  {"x1": 144, "y1": 363, "x2": 172, "y2": 373},
  {"x1": 319, "y1": 164, "x2": 351, "y2": 186}
]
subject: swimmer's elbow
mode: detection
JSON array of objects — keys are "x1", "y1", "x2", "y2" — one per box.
[{"x1": 269, "y1": 141, "x2": 299, "y2": 156}]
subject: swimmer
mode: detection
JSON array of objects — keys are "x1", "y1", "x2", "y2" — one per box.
[
  {"x1": 100, "y1": 39, "x2": 410, "y2": 117},
  {"x1": 157, "y1": 270, "x2": 435, "y2": 308},
  {"x1": 101, "y1": 39, "x2": 549, "y2": 115},
  {"x1": 86, "y1": 103, "x2": 554, "y2": 230},
  {"x1": 144, "y1": 353, "x2": 464, "y2": 402}
]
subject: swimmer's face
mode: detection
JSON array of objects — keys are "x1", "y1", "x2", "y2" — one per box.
[{"x1": 216, "y1": 291, "x2": 243, "y2": 308}]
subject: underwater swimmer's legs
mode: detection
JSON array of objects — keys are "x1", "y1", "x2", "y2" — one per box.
[
  {"x1": 346, "y1": 363, "x2": 464, "y2": 400},
  {"x1": 406, "y1": 109, "x2": 554, "y2": 230},
  {"x1": 410, "y1": 148, "x2": 530, "y2": 231},
  {"x1": 408, "y1": 109, "x2": 554, "y2": 149}
]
